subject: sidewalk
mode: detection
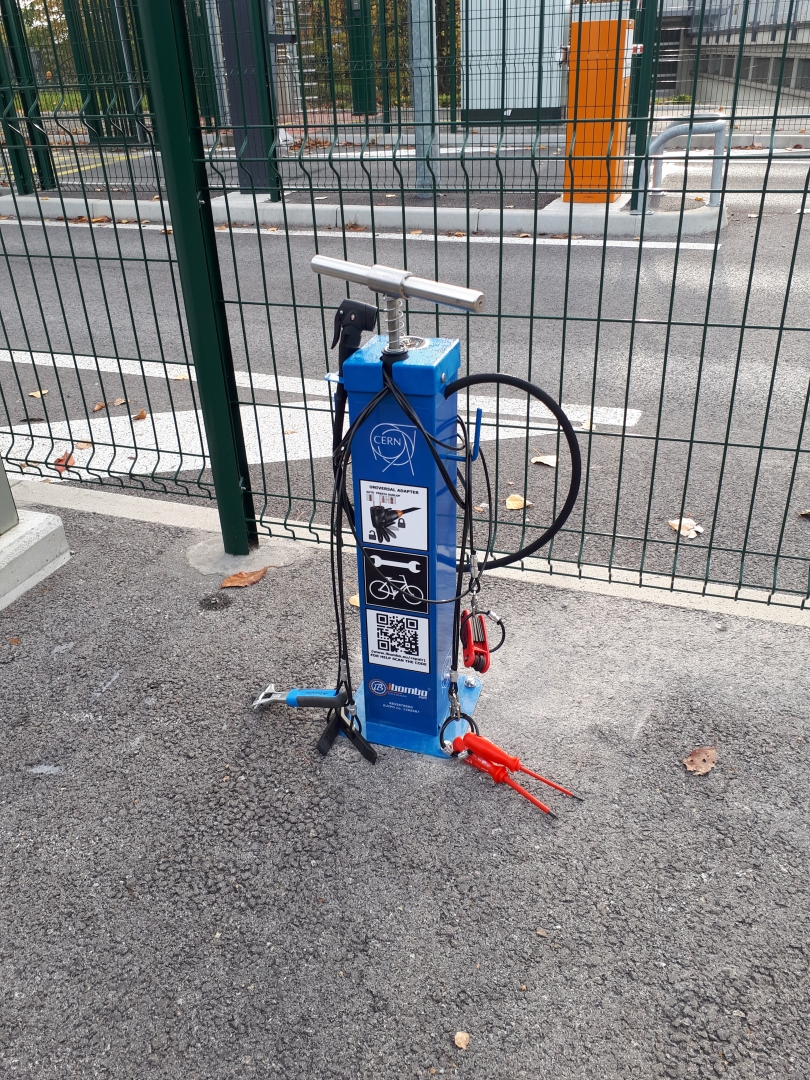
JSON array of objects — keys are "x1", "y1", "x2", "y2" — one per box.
[{"x1": 0, "y1": 489, "x2": 807, "y2": 1078}]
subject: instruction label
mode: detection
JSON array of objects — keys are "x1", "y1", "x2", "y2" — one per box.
[
  {"x1": 366, "y1": 610, "x2": 430, "y2": 672},
  {"x1": 364, "y1": 550, "x2": 428, "y2": 615},
  {"x1": 360, "y1": 480, "x2": 428, "y2": 552}
]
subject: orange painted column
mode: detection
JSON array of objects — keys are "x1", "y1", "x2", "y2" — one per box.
[{"x1": 563, "y1": 3, "x2": 634, "y2": 203}]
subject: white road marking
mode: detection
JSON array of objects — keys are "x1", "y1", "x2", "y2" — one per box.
[
  {"x1": 0, "y1": 217, "x2": 719, "y2": 249},
  {"x1": 1, "y1": 347, "x2": 642, "y2": 474}
]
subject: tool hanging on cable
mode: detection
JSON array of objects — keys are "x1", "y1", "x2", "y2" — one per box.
[{"x1": 254, "y1": 256, "x2": 583, "y2": 815}]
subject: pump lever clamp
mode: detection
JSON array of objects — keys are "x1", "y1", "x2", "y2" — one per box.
[{"x1": 253, "y1": 684, "x2": 349, "y2": 710}]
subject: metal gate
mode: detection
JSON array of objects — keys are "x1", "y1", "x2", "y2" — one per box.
[{"x1": 1, "y1": 0, "x2": 809, "y2": 606}]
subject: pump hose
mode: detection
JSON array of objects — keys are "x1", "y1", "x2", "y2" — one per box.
[{"x1": 443, "y1": 374, "x2": 582, "y2": 570}]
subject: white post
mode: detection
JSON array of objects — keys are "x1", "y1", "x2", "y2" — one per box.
[{"x1": 409, "y1": 0, "x2": 438, "y2": 196}]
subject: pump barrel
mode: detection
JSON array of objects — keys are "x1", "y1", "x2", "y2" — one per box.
[{"x1": 311, "y1": 255, "x2": 484, "y2": 313}]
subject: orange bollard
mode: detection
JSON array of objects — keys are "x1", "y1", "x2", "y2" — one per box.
[{"x1": 563, "y1": 2, "x2": 635, "y2": 203}]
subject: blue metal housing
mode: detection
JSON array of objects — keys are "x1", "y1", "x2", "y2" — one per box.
[{"x1": 343, "y1": 335, "x2": 481, "y2": 757}]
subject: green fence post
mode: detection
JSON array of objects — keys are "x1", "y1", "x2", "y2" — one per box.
[
  {"x1": 346, "y1": 0, "x2": 377, "y2": 115},
  {"x1": 138, "y1": 0, "x2": 258, "y2": 555},
  {"x1": 629, "y1": 0, "x2": 658, "y2": 213},
  {"x1": 0, "y1": 0, "x2": 56, "y2": 189},
  {"x1": 0, "y1": 30, "x2": 34, "y2": 194}
]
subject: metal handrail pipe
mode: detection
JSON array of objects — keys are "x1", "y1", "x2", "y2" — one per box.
[
  {"x1": 311, "y1": 254, "x2": 485, "y2": 313},
  {"x1": 633, "y1": 113, "x2": 729, "y2": 215}
]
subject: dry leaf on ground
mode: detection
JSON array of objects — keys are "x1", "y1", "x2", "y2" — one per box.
[
  {"x1": 536, "y1": 928, "x2": 548, "y2": 937},
  {"x1": 668, "y1": 516, "x2": 704, "y2": 540},
  {"x1": 452, "y1": 231, "x2": 466, "y2": 237},
  {"x1": 519, "y1": 232, "x2": 532, "y2": 238},
  {"x1": 132, "y1": 409, "x2": 148, "y2": 421},
  {"x1": 409, "y1": 229, "x2": 423, "y2": 235},
  {"x1": 92, "y1": 401, "x2": 107, "y2": 412},
  {"x1": 683, "y1": 747, "x2": 718, "y2": 775},
  {"x1": 531, "y1": 454, "x2": 557, "y2": 467},
  {"x1": 173, "y1": 372, "x2": 190, "y2": 380},
  {"x1": 53, "y1": 451, "x2": 75, "y2": 475},
  {"x1": 9, "y1": 637, "x2": 21, "y2": 645},
  {"x1": 91, "y1": 215, "x2": 111, "y2": 223},
  {"x1": 28, "y1": 389, "x2": 47, "y2": 398},
  {"x1": 220, "y1": 567, "x2": 268, "y2": 589},
  {"x1": 349, "y1": 594, "x2": 360, "y2": 608},
  {"x1": 798, "y1": 509, "x2": 810, "y2": 518},
  {"x1": 151, "y1": 194, "x2": 160, "y2": 201},
  {"x1": 505, "y1": 493, "x2": 531, "y2": 510},
  {"x1": 162, "y1": 227, "x2": 173, "y2": 235},
  {"x1": 454, "y1": 1032, "x2": 470, "y2": 1051},
  {"x1": 75, "y1": 441, "x2": 92, "y2": 450},
  {"x1": 112, "y1": 397, "x2": 127, "y2": 406}
]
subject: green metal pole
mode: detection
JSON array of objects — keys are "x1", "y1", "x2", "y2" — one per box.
[
  {"x1": 0, "y1": 0, "x2": 56, "y2": 189},
  {"x1": 346, "y1": 0, "x2": 377, "y2": 115},
  {"x1": 449, "y1": 0, "x2": 457, "y2": 132},
  {"x1": 629, "y1": 0, "x2": 659, "y2": 212},
  {"x1": 0, "y1": 29, "x2": 34, "y2": 194},
  {"x1": 62, "y1": 0, "x2": 103, "y2": 139},
  {"x1": 138, "y1": 0, "x2": 258, "y2": 554}
]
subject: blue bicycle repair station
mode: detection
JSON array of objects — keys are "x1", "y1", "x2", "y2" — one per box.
[
  {"x1": 254, "y1": 256, "x2": 582, "y2": 813},
  {"x1": 345, "y1": 332, "x2": 482, "y2": 756}
]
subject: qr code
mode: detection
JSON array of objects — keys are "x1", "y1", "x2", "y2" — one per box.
[{"x1": 375, "y1": 612, "x2": 420, "y2": 656}]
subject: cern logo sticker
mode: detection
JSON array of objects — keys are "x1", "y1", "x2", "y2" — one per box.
[{"x1": 370, "y1": 423, "x2": 416, "y2": 474}]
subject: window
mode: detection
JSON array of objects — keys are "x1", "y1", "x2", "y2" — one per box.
[
  {"x1": 796, "y1": 58, "x2": 810, "y2": 91},
  {"x1": 751, "y1": 56, "x2": 770, "y2": 82},
  {"x1": 770, "y1": 58, "x2": 793, "y2": 86},
  {"x1": 722, "y1": 56, "x2": 736, "y2": 78}
]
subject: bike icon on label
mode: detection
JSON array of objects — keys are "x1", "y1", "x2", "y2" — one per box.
[{"x1": 363, "y1": 550, "x2": 428, "y2": 615}]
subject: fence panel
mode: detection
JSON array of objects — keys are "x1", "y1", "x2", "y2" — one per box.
[{"x1": 1, "y1": 0, "x2": 809, "y2": 606}]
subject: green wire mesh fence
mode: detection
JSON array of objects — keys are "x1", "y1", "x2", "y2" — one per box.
[{"x1": 1, "y1": 0, "x2": 809, "y2": 601}]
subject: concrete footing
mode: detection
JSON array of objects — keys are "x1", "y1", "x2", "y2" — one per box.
[{"x1": 0, "y1": 509, "x2": 70, "y2": 611}]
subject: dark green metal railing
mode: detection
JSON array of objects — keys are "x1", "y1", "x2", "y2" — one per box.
[{"x1": 0, "y1": 0, "x2": 809, "y2": 605}]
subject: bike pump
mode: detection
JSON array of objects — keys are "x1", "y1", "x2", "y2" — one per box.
[{"x1": 254, "y1": 256, "x2": 583, "y2": 794}]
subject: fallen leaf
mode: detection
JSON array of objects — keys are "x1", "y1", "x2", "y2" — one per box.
[
  {"x1": 453, "y1": 230, "x2": 466, "y2": 237},
  {"x1": 683, "y1": 746, "x2": 717, "y2": 775},
  {"x1": 531, "y1": 454, "x2": 557, "y2": 467},
  {"x1": 283, "y1": 429, "x2": 296, "y2": 434},
  {"x1": 473, "y1": 505, "x2": 486, "y2": 512},
  {"x1": 536, "y1": 928, "x2": 548, "y2": 937},
  {"x1": 117, "y1": 218, "x2": 132, "y2": 224},
  {"x1": 220, "y1": 567, "x2": 268, "y2": 589},
  {"x1": 28, "y1": 388, "x2": 48, "y2": 398},
  {"x1": 132, "y1": 409, "x2": 148, "y2": 421},
  {"x1": 694, "y1": 196, "x2": 704, "y2": 202},
  {"x1": 519, "y1": 232, "x2": 532, "y2": 238},
  {"x1": 668, "y1": 516, "x2": 704, "y2": 538},
  {"x1": 53, "y1": 451, "x2": 75, "y2": 475},
  {"x1": 349, "y1": 594, "x2": 360, "y2": 608},
  {"x1": 521, "y1": 984, "x2": 527, "y2": 991},
  {"x1": 151, "y1": 194, "x2": 160, "y2": 201},
  {"x1": 173, "y1": 373, "x2": 190, "y2": 380},
  {"x1": 454, "y1": 1032, "x2": 470, "y2": 1051},
  {"x1": 75, "y1": 441, "x2": 92, "y2": 450},
  {"x1": 9, "y1": 637, "x2": 21, "y2": 645},
  {"x1": 550, "y1": 233, "x2": 568, "y2": 239},
  {"x1": 162, "y1": 227, "x2": 173, "y2": 235},
  {"x1": 345, "y1": 222, "x2": 365, "y2": 231},
  {"x1": 140, "y1": 220, "x2": 149, "y2": 225},
  {"x1": 112, "y1": 397, "x2": 127, "y2": 406},
  {"x1": 91, "y1": 215, "x2": 111, "y2": 223},
  {"x1": 505, "y1": 493, "x2": 531, "y2": 510},
  {"x1": 265, "y1": 226, "x2": 278, "y2": 232},
  {"x1": 92, "y1": 401, "x2": 107, "y2": 412},
  {"x1": 409, "y1": 229, "x2": 423, "y2": 235},
  {"x1": 69, "y1": 216, "x2": 88, "y2": 224},
  {"x1": 216, "y1": 224, "x2": 228, "y2": 230},
  {"x1": 798, "y1": 509, "x2": 810, "y2": 518}
]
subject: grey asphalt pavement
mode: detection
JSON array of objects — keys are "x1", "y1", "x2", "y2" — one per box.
[{"x1": 0, "y1": 501, "x2": 808, "y2": 1079}]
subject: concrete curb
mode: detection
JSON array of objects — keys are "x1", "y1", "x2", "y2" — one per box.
[
  {"x1": 0, "y1": 191, "x2": 726, "y2": 237},
  {"x1": 0, "y1": 508, "x2": 70, "y2": 611},
  {"x1": 11, "y1": 478, "x2": 810, "y2": 626}
]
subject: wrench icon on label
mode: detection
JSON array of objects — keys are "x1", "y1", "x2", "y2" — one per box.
[{"x1": 369, "y1": 553, "x2": 421, "y2": 574}]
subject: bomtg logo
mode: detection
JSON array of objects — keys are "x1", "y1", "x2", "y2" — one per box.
[
  {"x1": 368, "y1": 679, "x2": 388, "y2": 697},
  {"x1": 369, "y1": 423, "x2": 416, "y2": 474}
]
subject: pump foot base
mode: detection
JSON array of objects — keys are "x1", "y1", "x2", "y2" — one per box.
[{"x1": 353, "y1": 677, "x2": 483, "y2": 758}]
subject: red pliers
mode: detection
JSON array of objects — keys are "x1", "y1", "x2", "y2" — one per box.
[{"x1": 452, "y1": 732, "x2": 582, "y2": 818}]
